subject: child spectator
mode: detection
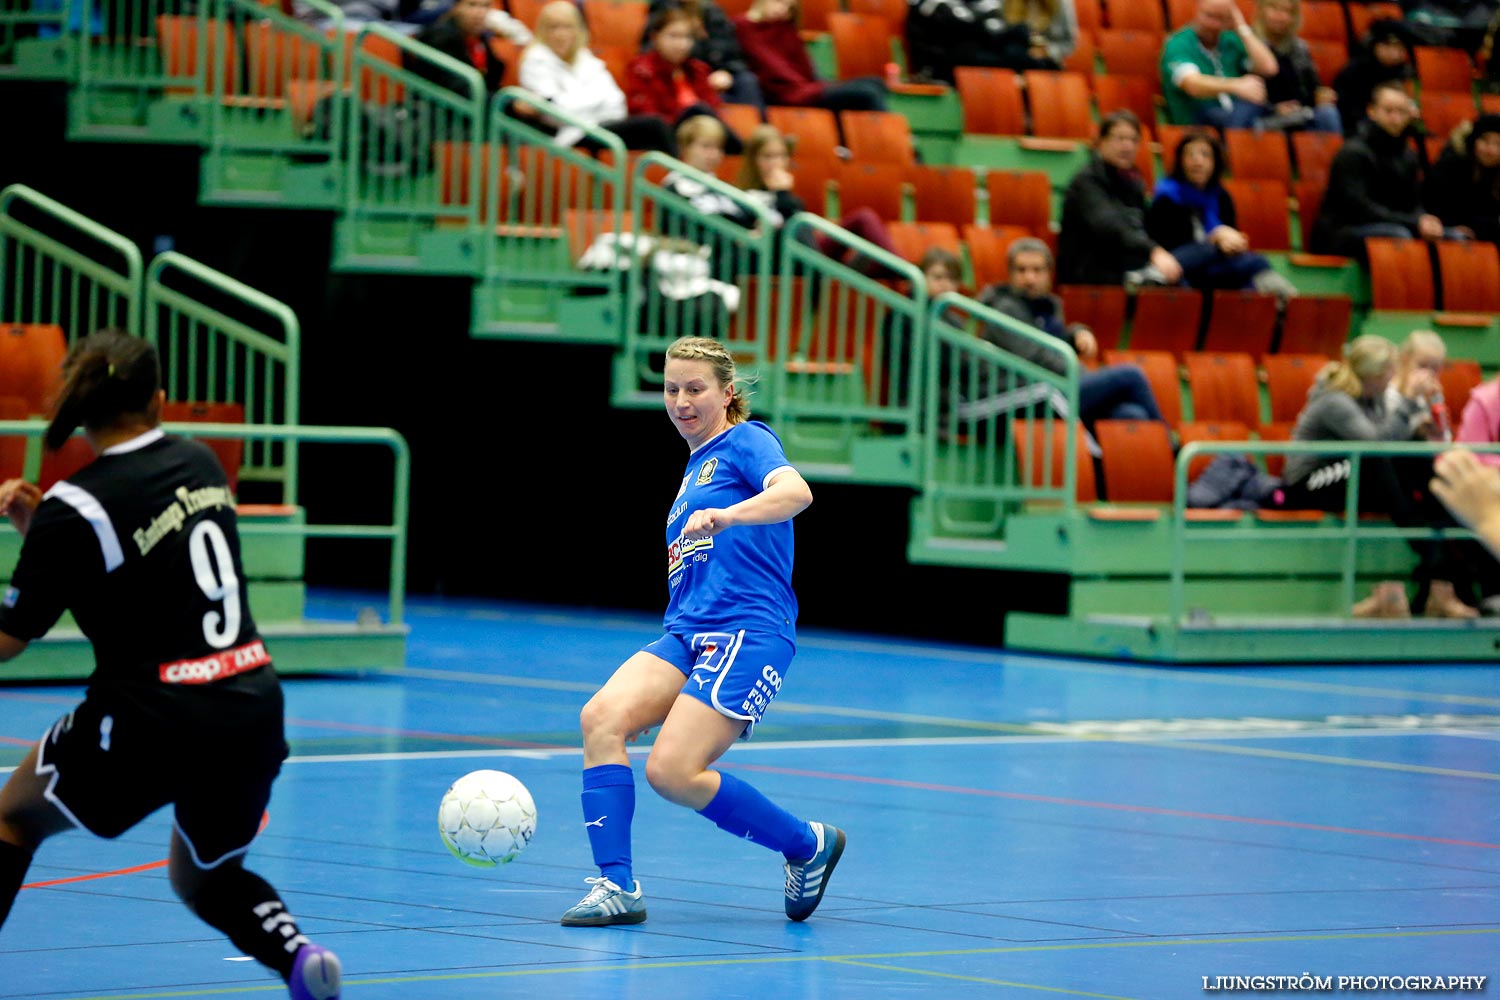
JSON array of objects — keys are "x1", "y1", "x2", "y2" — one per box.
[
  {"x1": 1423, "y1": 114, "x2": 1500, "y2": 244},
  {"x1": 1251, "y1": 0, "x2": 1341, "y2": 132},
  {"x1": 646, "y1": 0, "x2": 764, "y2": 107},
  {"x1": 627, "y1": 6, "x2": 743, "y2": 152}
]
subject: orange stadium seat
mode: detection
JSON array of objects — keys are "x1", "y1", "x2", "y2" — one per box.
[
  {"x1": 1201, "y1": 289, "x2": 1280, "y2": 355},
  {"x1": 1166, "y1": 0, "x2": 1196, "y2": 29},
  {"x1": 847, "y1": 0, "x2": 906, "y2": 33},
  {"x1": 1096, "y1": 418, "x2": 1176, "y2": 501},
  {"x1": 1436, "y1": 239, "x2": 1500, "y2": 313},
  {"x1": 841, "y1": 109, "x2": 915, "y2": 165},
  {"x1": 163, "y1": 401, "x2": 246, "y2": 493},
  {"x1": 833, "y1": 161, "x2": 904, "y2": 220},
  {"x1": 768, "y1": 106, "x2": 839, "y2": 164},
  {"x1": 956, "y1": 67, "x2": 1026, "y2": 136},
  {"x1": 1366, "y1": 237, "x2": 1435, "y2": 311},
  {"x1": 1023, "y1": 70, "x2": 1094, "y2": 139},
  {"x1": 1104, "y1": 348, "x2": 1183, "y2": 426},
  {"x1": 1222, "y1": 178, "x2": 1291, "y2": 251},
  {"x1": 1063, "y1": 31, "x2": 1098, "y2": 79},
  {"x1": 730, "y1": 276, "x2": 806, "y2": 359},
  {"x1": 1073, "y1": 0, "x2": 1103, "y2": 35},
  {"x1": 1097, "y1": 29, "x2": 1164, "y2": 80},
  {"x1": 1263, "y1": 354, "x2": 1327, "y2": 423},
  {"x1": 1440, "y1": 359, "x2": 1483, "y2": 424},
  {"x1": 38, "y1": 436, "x2": 95, "y2": 493},
  {"x1": 1110, "y1": 0, "x2": 1165, "y2": 33},
  {"x1": 1257, "y1": 420, "x2": 1295, "y2": 476},
  {"x1": 507, "y1": 0, "x2": 547, "y2": 30},
  {"x1": 1128, "y1": 286, "x2": 1203, "y2": 358},
  {"x1": 1060, "y1": 285, "x2": 1128, "y2": 353},
  {"x1": 886, "y1": 221, "x2": 961, "y2": 263},
  {"x1": 719, "y1": 103, "x2": 764, "y2": 140},
  {"x1": 584, "y1": 1, "x2": 648, "y2": 48},
  {"x1": 1185, "y1": 351, "x2": 1262, "y2": 428},
  {"x1": 1293, "y1": 177, "x2": 1328, "y2": 252},
  {"x1": 798, "y1": 0, "x2": 838, "y2": 33},
  {"x1": 1348, "y1": 3, "x2": 1404, "y2": 42},
  {"x1": 909, "y1": 165, "x2": 979, "y2": 227},
  {"x1": 0, "y1": 323, "x2": 66, "y2": 414},
  {"x1": 1304, "y1": 39, "x2": 1348, "y2": 87},
  {"x1": 1225, "y1": 128, "x2": 1292, "y2": 185},
  {"x1": 1419, "y1": 93, "x2": 1479, "y2": 143},
  {"x1": 827, "y1": 12, "x2": 893, "y2": 81},
  {"x1": 1291, "y1": 130, "x2": 1342, "y2": 182},
  {"x1": 1278, "y1": 294, "x2": 1352, "y2": 357},
  {"x1": 986, "y1": 169, "x2": 1052, "y2": 238},
  {"x1": 243, "y1": 21, "x2": 323, "y2": 100},
  {"x1": 1093, "y1": 74, "x2": 1159, "y2": 129},
  {"x1": 1415, "y1": 46, "x2": 1474, "y2": 93},
  {"x1": 964, "y1": 224, "x2": 1032, "y2": 289},
  {"x1": 156, "y1": 14, "x2": 237, "y2": 95},
  {"x1": 1301, "y1": 1, "x2": 1348, "y2": 41},
  {"x1": 1012, "y1": 419, "x2": 1097, "y2": 500}
]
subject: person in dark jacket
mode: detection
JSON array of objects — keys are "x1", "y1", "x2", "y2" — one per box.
[
  {"x1": 1332, "y1": 18, "x2": 1415, "y2": 135},
  {"x1": 1311, "y1": 80, "x2": 1450, "y2": 261},
  {"x1": 646, "y1": 0, "x2": 764, "y2": 107},
  {"x1": 407, "y1": 0, "x2": 528, "y2": 95},
  {"x1": 978, "y1": 237, "x2": 1165, "y2": 427},
  {"x1": 1423, "y1": 113, "x2": 1500, "y2": 244},
  {"x1": 1145, "y1": 130, "x2": 1298, "y2": 296},
  {"x1": 1252, "y1": 0, "x2": 1340, "y2": 132},
  {"x1": 1057, "y1": 111, "x2": 1183, "y2": 288}
]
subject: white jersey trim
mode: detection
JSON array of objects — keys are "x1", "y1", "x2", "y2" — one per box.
[
  {"x1": 707, "y1": 629, "x2": 755, "y2": 724},
  {"x1": 102, "y1": 427, "x2": 165, "y2": 455},
  {"x1": 35, "y1": 717, "x2": 88, "y2": 833},
  {"x1": 761, "y1": 465, "x2": 796, "y2": 491},
  {"x1": 43, "y1": 482, "x2": 125, "y2": 574}
]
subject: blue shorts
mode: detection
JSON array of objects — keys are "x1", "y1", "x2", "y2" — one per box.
[{"x1": 643, "y1": 629, "x2": 794, "y2": 739}]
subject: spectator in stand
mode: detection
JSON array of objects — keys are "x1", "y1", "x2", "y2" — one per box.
[
  {"x1": 904, "y1": 0, "x2": 1076, "y2": 84},
  {"x1": 1144, "y1": 130, "x2": 1299, "y2": 297},
  {"x1": 1423, "y1": 114, "x2": 1500, "y2": 244},
  {"x1": 734, "y1": 124, "x2": 901, "y2": 273},
  {"x1": 1274, "y1": 334, "x2": 1476, "y2": 618},
  {"x1": 646, "y1": 0, "x2": 764, "y2": 108},
  {"x1": 1333, "y1": 18, "x2": 1415, "y2": 135},
  {"x1": 1058, "y1": 110, "x2": 1184, "y2": 288},
  {"x1": 978, "y1": 237, "x2": 1166, "y2": 428},
  {"x1": 733, "y1": 0, "x2": 886, "y2": 117},
  {"x1": 1251, "y1": 0, "x2": 1341, "y2": 132},
  {"x1": 520, "y1": 0, "x2": 674, "y2": 152},
  {"x1": 406, "y1": 0, "x2": 531, "y2": 95},
  {"x1": 1310, "y1": 81, "x2": 1455, "y2": 262},
  {"x1": 1386, "y1": 331, "x2": 1448, "y2": 434},
  {"x1": 1160, "y1": 0, "x2": 1279, "y2": 128},
  {"x1": 627, "y1": 6, "x2": 743, "y2": 152},
  {"x1": 1458, "y1": 372, "x2": 1500, "y2": 469}
]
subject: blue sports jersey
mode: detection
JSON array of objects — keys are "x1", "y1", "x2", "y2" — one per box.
[{"x1": 663, "y1": 420, "x2": 798, "y2": 643}]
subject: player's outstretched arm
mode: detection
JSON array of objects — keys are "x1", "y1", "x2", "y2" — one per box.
[
  {"x1": 1431, "y1": 449, "x2": 1500, "y2": 560},
  {"x1": 683, "y1": 470, "x2": 813, "y2": 538}
]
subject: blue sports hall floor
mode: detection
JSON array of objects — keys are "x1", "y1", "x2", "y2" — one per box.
[{"x1": 2, "y1": 593, "x2": 1497, "y2": 999}]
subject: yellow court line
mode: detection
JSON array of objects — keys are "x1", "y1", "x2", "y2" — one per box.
[
  {"x1": 57, "y1": 927, "x2": 1500, "y2": 1000},
  {"x1": 826, "y1": 958, "x2": 1140, "y2": 998}
]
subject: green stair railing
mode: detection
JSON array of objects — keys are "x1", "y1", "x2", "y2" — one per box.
[
  {"x1": 472, "y1": 88, "x2": 630, "y2": 339},
  {"x1": 145, "y1": 251, "x2": 300, "y2": 499},
  {"x1": 917, "y1": 291, "x2": 1081, "y2": 540},
  {"x1": 0, "y1": 183, "x2": 142, "y2": 335},
  {"x1": 1, "y1": 0, "x2": 73, "y2": 78}
]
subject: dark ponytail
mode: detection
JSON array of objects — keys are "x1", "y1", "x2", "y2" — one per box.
[{"x1": 45, "y1": 330, "x2": 161, "y2": 451}]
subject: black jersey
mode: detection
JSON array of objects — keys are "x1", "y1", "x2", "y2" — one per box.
[{"x1": 0, "y1": 430, "x2": 273, "y2": 713}]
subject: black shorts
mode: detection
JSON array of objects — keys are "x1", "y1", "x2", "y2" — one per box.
[{"x1": 36, "y1": 669, "x2": 289, "y2": 869}]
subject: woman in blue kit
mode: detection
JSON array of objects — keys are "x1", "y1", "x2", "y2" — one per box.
[{"x1": 561, "y1": 335, "x2": 845, "y2": 927}]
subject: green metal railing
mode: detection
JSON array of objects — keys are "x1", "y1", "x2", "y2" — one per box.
[
  {"x1": 202, "y1": 0, "x2": 345, "y2": 202},
  {"x1": 617, "y1": 153, "x2": 775, "y2": 399},
  {"x1": 770, "y1": 214, "x2": 925, "y2": 474},
  {"x1": 919, "y1": 291, "x2": 1080, "y2": 536},
  {"x1": 336, "y1": 23, "x2": 485, "y2": 269},
  {"x1": 1168, "y1": 439, "x2": 1500, "y2": 624},
  {"x1": 0, "y1": 183, "x2": 141, "y2": 335},
  {"x1": 0, "y1": 0, "x2": 73, "y2": 78},
  {"x1": 145, "y1": 251, "x2": 300, "y2": 498},
  {"x1": 0, "y1": 419, "x2": 410, "y2": 624},
  {"x1": 474, "y1": 88, "x2": 630, "y2": 338},
  {"x1": 72, "y1": 0, "x2": 214, "y2": 138}
]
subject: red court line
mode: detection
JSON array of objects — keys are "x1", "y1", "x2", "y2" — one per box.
[
  {"x1": 285, "y1": 717, "x2": 567, "y2": 750},
  {"x1": 22, "y1": 859, "x2": 168, "y2": 889},
  {"x1": 0, "y1": 735, "x2": 35, "y2": 746},
  {"x1": 722, "y1": 762, "x2": 1500, "y2": 850}
]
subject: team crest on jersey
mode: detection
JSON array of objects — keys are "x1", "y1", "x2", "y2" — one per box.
[
  {"x1": 695, "y1": 457, "x2": 719, "y2": 486},
  {"x1": 1, "y1": 586, "x2": 16, "y2": 608}
]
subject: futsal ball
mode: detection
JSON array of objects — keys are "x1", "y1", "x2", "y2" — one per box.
[{"x1": 437, "y1": 769, "x2": 538, "y2": 868}]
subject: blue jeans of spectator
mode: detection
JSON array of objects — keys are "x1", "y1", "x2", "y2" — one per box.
[
  {"x1": 1308, "y1": 103, "x2": 1341, "y2": 133},
  {"x1": 1169, "y1": 241, "x2": 1272, "y2": 291},
  {"x1": 1195, "y1": 96, "x2": 1267, "y2": 130},
  {"x1": 815, "y1": 77, "x2": 888, "y2": 116},
  {"x1": 1079, "y1": 365, "x2": 1163, "y2": 424},
  {"x1": 724, "y1": 69, "x2": 765, "y2": 109}
]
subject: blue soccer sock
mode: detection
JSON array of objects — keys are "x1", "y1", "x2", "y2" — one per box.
[
  {"x1": 581, "y1": 764, "x2": 636, "y2": 888},
  {"x1": 698, "y1": 770, "x2": 816, "y2": 860}
]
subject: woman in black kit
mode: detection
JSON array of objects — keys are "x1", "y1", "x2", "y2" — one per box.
[{"x1": 0, "y1": 331, "x2": 341, "y2": 1000}]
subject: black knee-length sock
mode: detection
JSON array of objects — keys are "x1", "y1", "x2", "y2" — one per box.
[{"x1": 188, "y1": 866, "x2": 308, "y2": 980}]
